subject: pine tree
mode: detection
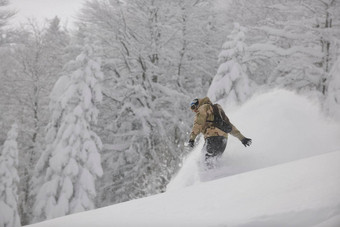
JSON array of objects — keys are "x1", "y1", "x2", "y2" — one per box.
[
  {"x1": 207, "y1": 23, "x2": 255, "y2": 106},
  {"x1": 0, "y1": 123, "x2": 21, "y2": 227},
  {"x1": 33, "y1": 45, "x2": 103, "y2": 222}
]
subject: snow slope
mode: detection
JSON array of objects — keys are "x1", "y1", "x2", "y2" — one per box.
[
  {"x1": 26, "y1": 89, "x2": 340, "y2": 227},
  {"x1": 27, "y1": 150, "x2": 340, "y2": 227}
]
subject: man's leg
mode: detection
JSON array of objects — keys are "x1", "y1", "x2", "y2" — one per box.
[{"x1": 204, "y1": 136, "x2": 227, "y2": 169}]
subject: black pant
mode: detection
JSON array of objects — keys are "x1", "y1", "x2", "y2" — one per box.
[{"x1": 203, "y1": 136, "x2": 227, "y2": 168}]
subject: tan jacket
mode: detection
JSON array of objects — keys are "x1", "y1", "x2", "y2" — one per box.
[{"x1": 190, "y1": 97, "x2": 245, "y2": 141}]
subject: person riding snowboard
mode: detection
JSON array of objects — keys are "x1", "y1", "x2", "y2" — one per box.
[{"x1": 188, "y1": 97, "x2": 252, "y2": 168}]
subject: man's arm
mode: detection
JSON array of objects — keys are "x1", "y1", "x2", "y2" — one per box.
[
  {"x1": 229, "y1": 123, "x2": 245, "y2": 141},
  {"x1": 230, "y1": 123, "x2": 252, "y2": 147},
  {"x1": 189, "y1": 107, "x2": 207, "y2": 141}
]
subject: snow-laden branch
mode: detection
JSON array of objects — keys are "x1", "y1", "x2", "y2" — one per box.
[
  {"x1": 253, "y1": 26, "x2": 316, "y2": 41},
  {"x1": 248, "y1": 43, "x2": 322, "y2": 58}
]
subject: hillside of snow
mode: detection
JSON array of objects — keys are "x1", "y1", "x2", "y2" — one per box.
[
  {"x1": 27, "y1": 90, "x2": 340, "y2": 227},
  {"x1": 27, "y1": 150, "x2": 340, "y2": 227}
]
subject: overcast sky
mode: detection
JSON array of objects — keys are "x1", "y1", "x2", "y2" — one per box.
[
  {"x1": 9, "y1": 0, "x2": 86, "y2": 27},
  {"x1": 7, "y1": 0, "x2": 230, "y2": 28}
]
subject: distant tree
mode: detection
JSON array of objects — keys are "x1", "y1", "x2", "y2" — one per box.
[
  {"x1": 243, "y1": 0, "x2": 339, "y2": 96},
  {"x1": 208, "y1": 23, "x2": 255, "y2": 107},
  {"x1": 43, "y1": 16, "x2": 72, "y2": 73},
  {"x1": 168, "y1": 0, "x2": 223, "y2": 95},
  {"x1": 0, "y1": 0, "x2": 16, "y2": 144},
  {"x1": 224, "y1": 0, "x2": 282, "y2": 85},
  {"x1": 0, "y1": 46, "x2": 17, "y2": 145},
  {"x1": 0, "y1": 123, "x2": 21, "y2": 227},
  {"x1": 33, "y1": 45, "x2": 103, "y2": 222},
  {"x1": 0, "y1": 0, "x2": 16, "y2": 44},
  {"x1": 325, "y1": 55, "x2": 340, "y2": 120}
]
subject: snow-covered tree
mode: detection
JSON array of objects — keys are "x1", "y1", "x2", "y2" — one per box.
[
  {"x1": 265, "y1": 0, "x2": 339, "y2": 95},
  {"x1": 0, "y1": 0, "x2": 15, "y2": 44},
  {"x1": 0, "y1": 0, "x2": 16, "y2": 144},
  {"x1": 2, "y1": 20, "x2": 72, "y2": 225},
  {"x1": 0, "y1": 123, "x2": 21, "y2": 227},
  {"x1": 168, "y1": 0, "x2": 223, "y2": 95},
  {"x1": 235, "y1": 0, "x2": 340, "y2": 97},
  {"x1": 77, "y1": 0, "x2": 223, "y2": 207},
  {"x1": 33, "y1": 45, "x2": 103, "y2": 222},
  {"x1": 222, "y1": 0, "x2": 340, "y2": 113},
  {"x1": 325, "y1": 56, "x2": 340, "y2": 120},
  {"x1": 208, "y1": 23, "x2": 255, "y2": 106}
]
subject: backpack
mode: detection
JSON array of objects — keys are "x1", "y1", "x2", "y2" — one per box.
[{"x1": 208, "y1": 104, "x2": 232, "y2": 133}]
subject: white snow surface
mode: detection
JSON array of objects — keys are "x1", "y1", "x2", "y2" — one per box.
[
  {"x1": 27, "y1": 89, "x2": 340, "y2": 227},
  {"x1": 26, "y1": 151, "x2": 340, "y2": 227}
]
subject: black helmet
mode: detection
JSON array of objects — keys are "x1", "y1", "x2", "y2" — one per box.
[{"x1": 190, "y1": 98, "x2": 199, "y2": 110}]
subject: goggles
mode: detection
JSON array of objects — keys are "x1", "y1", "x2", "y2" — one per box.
[{"x1": 190, "y1": 99, "x2": 199, "y2": 110}]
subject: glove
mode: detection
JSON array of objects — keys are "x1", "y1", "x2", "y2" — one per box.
[
  {"x1": 188, "y1": 139, "x2": 195, "y2": 148},
  {"x1": 241, "y1": 138, "x2": 252, "y2": 147}
]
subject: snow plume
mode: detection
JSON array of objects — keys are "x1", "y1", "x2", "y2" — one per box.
[
  {"x1": 0, "y1": 123, "x2": 21, "y2": 227},
  {"x1": 168, "y1": 89, "x2": 340, "y2": 190},
  {"x1": 207, "y1": 22, "x2": 255, "y2": 107},
  {"x1": 33, "y1": 45, "x2": 104, "y2": 222}
]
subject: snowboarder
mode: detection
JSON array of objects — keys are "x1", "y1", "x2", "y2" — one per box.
[{"x1": 188, "y1": 97, "x2": 252, "y2": 168}]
